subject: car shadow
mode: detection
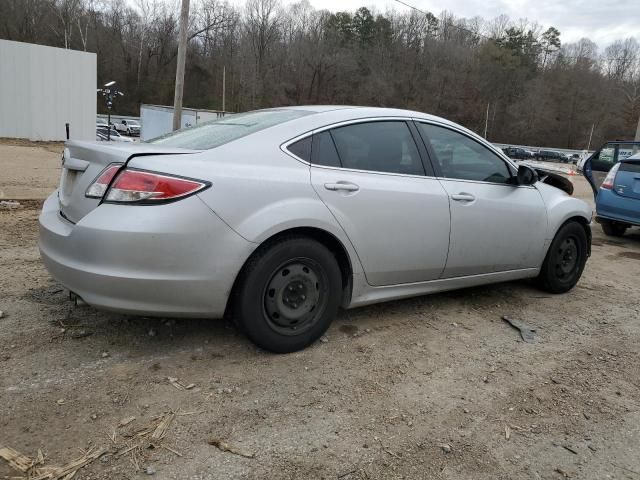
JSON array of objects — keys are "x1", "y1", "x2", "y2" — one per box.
[{"x1": 29, "y1": 276, "x2": 566, "y2": 360}]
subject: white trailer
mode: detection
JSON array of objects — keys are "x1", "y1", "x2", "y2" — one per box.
[
  {"x1": 140, "y1": 104, "x2": 227, "y2": 141},
  {"x1": 0, "y1": 39, "x2": 96, "y2": 141}
]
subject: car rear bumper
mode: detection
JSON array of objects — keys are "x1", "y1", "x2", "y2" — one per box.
[
  {"x1": 596, "y1": 189, "x2": 640, "y2": 226},
  {"x1": 39, "y1": 192, "x2": 256, "y2": 317}
]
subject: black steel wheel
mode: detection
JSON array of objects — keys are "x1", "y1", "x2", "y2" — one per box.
[
  {"x1": 233, "y1": 235, "x2": 342, "y2": 353},
  {"x1": 263, "y1": 259, "x2": 328, "y2": 336},
  {"x1": 554, "y1": 237, "x2": 578, "y2": 281},
  {"x1": 537, "y1": 221, "x2": 588, "y2": 293}
]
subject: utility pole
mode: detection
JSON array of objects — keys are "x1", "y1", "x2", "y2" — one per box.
[
  {"x1": 173, "y1": 0, "x2": 190, "y2": 131},
  {"x1": 587, "y1": 123, "x2": 595, "y2": 150},
  {"x1": 222, "y1": 65, "x2": 226, "y2": 113},
  {"x1": 484, "y1": 102, "x2": 490, "y2": 139},
  {"x1": 635, "y1": 114, "x2": 640, "y2": 141}
]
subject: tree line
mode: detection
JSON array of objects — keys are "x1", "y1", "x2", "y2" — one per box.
[{"x1": 1, "y1": 0, "x2": 639, "y2": 148}]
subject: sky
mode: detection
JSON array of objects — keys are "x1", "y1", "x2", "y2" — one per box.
[{"x1": 289, "y1": 0, "x2": 640, "y2": 47}]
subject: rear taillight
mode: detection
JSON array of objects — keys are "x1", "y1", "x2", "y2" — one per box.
[
  {"x1": 104, "y1": 169, "x2": 209, "y2": 203},
  {"x1": 85, "y1": 164, "x2": 122, "y2": 198},
  {"x1": 600, "y1": 163, "x2": 621, "y2": 190}
]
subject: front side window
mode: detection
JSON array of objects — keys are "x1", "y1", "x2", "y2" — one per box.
[
  {"x1": 417, "y1": 123, "x2": 512, "y2": 184},
  {"x1": 149, "y1": 109, "x2": 312, "y2": 149},
  {"x1": 329, "y1": 121, "x2": 424, "y2": 175}
]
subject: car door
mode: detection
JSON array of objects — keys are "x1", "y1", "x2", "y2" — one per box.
[
  {"x1": 415, "y1": 121, "x2": 547, "y2": 278},
  {"x1": 584, "y1": 142, "x2": 640, "y2": 199},
  {"x1": 292, "y1": 119, "x2": 451, "y2": 286}
]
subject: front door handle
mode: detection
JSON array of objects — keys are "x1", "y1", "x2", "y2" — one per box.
[
  {"x1": 324, "y1": 182, "x2": 360, "y2": 192},
  {"x1": 450, "y1": 193, "x2": 476, "y2": 202}
]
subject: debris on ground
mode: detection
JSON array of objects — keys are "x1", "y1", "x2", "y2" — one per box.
[
  {"x1": 0, "y1": 411, "x2": 182, "y2": 478},
  {"x1": 502, "y1": 315, "x2": 537, "y2": 343},
  {"x1": 439, "y1": 443, "x2": 452, "y2": 453},
  {"x1": 0, "y1": 200, "x2": 21, "y2": 209},
  {"x1": 118, "y1": 416, "x2": 136, "y2": 428},
  {"x1": 0, "y1": 445, "x2": 107, "y2": 479},
  {"x1": 505, "y1": 425, "x2": 511, "y2": 440},
  {"x1": 208, "y1": 438, "x2": 255, "y2": 458},
  {"x1": 167, "y1": 377, "x2": 195, "y2": 390},
  {"x1": 0, "y1": 310, "x2": 4, "y2": 319},
  {"x1": 70, "y1": 329, "x2": 93, "y2": 339}
]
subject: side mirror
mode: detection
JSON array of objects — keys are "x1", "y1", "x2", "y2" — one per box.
[{"x1": 516, "y1": 164, "x2": 538, "y2": 185}]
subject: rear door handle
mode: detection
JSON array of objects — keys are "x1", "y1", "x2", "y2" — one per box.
[
  {"x1": 324, "y1": 182, "x2": 359, "y2": 192},
  {"x1": 450, "y1": 193, "x2": 475, "y2": 202}
]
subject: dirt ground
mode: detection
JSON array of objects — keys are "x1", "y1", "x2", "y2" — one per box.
[{"x1": 1, "y1": 142, "x2": 640, "y2": 480}]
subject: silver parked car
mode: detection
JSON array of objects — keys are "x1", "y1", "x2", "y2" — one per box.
[{"x1": 40, "y1": 106, "x2": 592, "y2": 352}]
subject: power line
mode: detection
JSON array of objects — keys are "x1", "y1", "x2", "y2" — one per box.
[
  {"x1": 391, "y1": 0, "x2": 633, "y2": 61},
  {"x1": 392, "y1": 0, "x2": 491, "y2": 41}
]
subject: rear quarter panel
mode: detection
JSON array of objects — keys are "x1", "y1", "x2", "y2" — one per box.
[{"x1": 127, "y1": 133, "x2": 365, "y2": 276}]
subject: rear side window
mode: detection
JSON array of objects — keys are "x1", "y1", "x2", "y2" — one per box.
[
  {"x1": 287, "y1": 136, "x2": 312, "y2": 162},
  {"x1": 148, "y1": 109, "x2": 312, "y2": 149},
  {"x1": 329, "y1": 121, "x2": 424, "y2": 175},
  {"x1": 312, "y1": 131, "x2": 342, "y2": 168}
]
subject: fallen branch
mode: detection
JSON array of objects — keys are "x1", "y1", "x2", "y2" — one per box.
[{"x1": 208, "y1": 438, "x2": 255, "y2": 458}]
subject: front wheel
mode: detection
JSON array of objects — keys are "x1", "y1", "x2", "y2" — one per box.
[
  {"x1": 537, "y1": 221, "x2": 588, "y2": 293},
  {"x1": 233, "y1": 236, "x2": 342, "y2": 353},
  {"x1": 601, "y1": 221, "x2": 627, "y2": 237}
]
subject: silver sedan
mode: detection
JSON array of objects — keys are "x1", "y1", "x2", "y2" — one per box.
[{"x1": 39, "y1": 106, "x2": 592, "y2": 352}]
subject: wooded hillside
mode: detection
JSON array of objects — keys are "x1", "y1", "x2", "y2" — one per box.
[{"x1": 2, "y1": 0, "x2": 639, "y2": 148}]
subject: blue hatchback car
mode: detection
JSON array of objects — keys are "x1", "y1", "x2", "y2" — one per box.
[{"x1": 584, "y1": 141, "x2": 640, "y2": 237}]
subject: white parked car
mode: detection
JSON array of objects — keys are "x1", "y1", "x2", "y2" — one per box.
[
  {"x1": 114, "y1": 119, "x2": 140, "y2": 136},
  {"x1": 41, "y1": 106, "x2": 592, "y2": 353}
]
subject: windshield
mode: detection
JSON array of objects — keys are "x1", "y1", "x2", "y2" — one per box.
[{"x1": 148, "y1": 109, "x2": 312, "y2": 149}]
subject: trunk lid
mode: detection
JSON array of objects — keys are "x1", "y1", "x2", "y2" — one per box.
[
  {"x1": 58, "y1": 141, "x2": 197, "y2": 223},
  {"x1": 613, "y1": 157, "x2": 640, "y2": 200}
]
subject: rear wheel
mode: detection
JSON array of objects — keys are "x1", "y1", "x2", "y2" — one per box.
[
  {"x1": 537, "y1": 221, "x2": 588, "y2": 293},
  {"x1": 601, "y1": 221, "x2": 627, "y2": 237},
  {"x1": 233, "y1": 236, "x2": 342, "y2": 353}
]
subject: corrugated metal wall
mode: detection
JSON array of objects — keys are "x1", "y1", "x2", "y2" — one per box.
[{"x1": 0, "y1": 40, "x2": 96, "y2": 141}]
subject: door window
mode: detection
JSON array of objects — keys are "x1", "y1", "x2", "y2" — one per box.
[
  {"x1": 311, "y1": 131, "x2": 341, "y2": 167},
  {"x1": 616, "y1": 143, "x2": 640, "y2": 162},
  {"x1": 417, "y1": 123, "x2": 512, "y2": 184},
  {"x1": 287, "y1": 136, "x2": 312, "y2": 162},
  {"x1": 329, "y1": 121, "x2": 424, "y2": 175},
  {"x1": 591, "y1": 146, "x2": 616, "y2": 172}
]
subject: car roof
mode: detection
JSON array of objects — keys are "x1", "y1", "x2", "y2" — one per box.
[{"x1": 262, "y1": 105, "x2": 461, "y2": 124}]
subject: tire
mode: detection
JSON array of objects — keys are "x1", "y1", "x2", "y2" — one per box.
[
  {"x1": 537, "y1": 221, "x2": 588, "y2": 294},
  {"x1": 233, "y1": 236, "x2": 342, "y2": 353},
  {"x1": 601, "y1": 221, "x2": 627, "y2": 237}
]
